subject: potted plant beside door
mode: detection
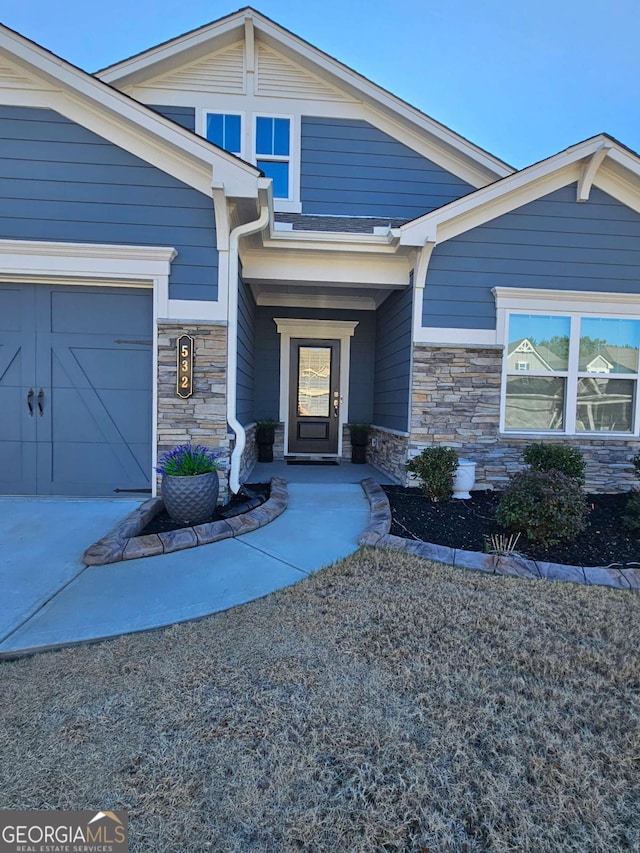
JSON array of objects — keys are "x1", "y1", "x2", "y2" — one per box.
[
  {"x1": 256, "y1": 419, "x2": 277, "y2": 463},
  {"x1": 158, "y1": 443, "x2": 220, "y2": 525},
  {"x1": 348, "y1": 423, "x2": 371, "y2": 464}
]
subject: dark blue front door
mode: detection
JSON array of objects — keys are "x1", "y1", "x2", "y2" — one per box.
[{"x1": 0, "y1": 283, "x2": 152, "y2": 495}]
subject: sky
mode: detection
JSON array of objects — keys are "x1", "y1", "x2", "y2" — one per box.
[{"x1": 1, "y1": 0, "x2": 639, "y2": 169}]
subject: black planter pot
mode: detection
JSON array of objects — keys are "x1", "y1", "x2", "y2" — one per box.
[
  {"x1": 256, "y1": 425, "x2": 275, "y2": 463},
  {"x1": 257, "y1": 443, "x2": 274, "y2": 463},
  {"x1": 350, "y1": 432, "x2": 368, "y2": 447},
  {"x1": 351, "y1": 445, "x2": 367, "y2": 464},
  {"x1": 256, "y1": 426, "x2": 275, "y2": 445}
]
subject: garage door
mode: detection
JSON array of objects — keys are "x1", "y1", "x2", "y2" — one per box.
[{"x1": 0, "y1": 283, "x2": 153, "y2": 496}]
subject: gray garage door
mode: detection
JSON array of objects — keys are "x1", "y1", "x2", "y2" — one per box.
[{"x1": 0, "y1": 283, "x2": 152, "y2": 496}]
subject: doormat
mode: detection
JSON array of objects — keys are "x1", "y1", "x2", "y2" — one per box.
[{"x1": 286, "y1": 460, "x2": 340, "y2": 466}]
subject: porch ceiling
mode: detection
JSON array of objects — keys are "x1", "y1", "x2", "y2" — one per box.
[{"x1": 248, "y1": 279, "x2": 406, "y2": 310}]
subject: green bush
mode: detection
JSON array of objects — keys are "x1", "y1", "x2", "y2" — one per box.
[
  {"x1": 407, "y1": 446, "x2": 459, "y2": 502},
  {"x1": 623, "y1": 490, "x2": 640, "y2": 532},
  {"x1": 496, "y1": 469, "x2": 588, "y2": 548},
  {"x1": 630, "y1": 451, "x2": 640, "y2": 479},
  {"x1": 523, "y1": 442, "x2": 586, "y2": 484}
]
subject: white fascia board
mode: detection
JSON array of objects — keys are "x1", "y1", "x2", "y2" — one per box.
[
  {"x1": 594, "y1": 162, "x2": 640, "y2": 215},
  {"x1": 96, "y1": 16, "x2": 244, "y2": 85},
  {"x1": 413, "y1": 327, "x2": 500, "y2": 347},
  {"x1": 263, "y1": 231, "x2": 399, "y2": 251},
  {"x1": 400, "y1": 137, "x2": 614, "y2": 247},
  {"x1": 241, "y1": 248, "x2": 411, "y2": 286},
  {"x1": 493, "y1": 286, "x2": 640, "y2": 316},
  {"x1": 0, "y1": 28, "x2": 261, "y2": 199}
]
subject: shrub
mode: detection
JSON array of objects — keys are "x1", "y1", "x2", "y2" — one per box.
[
  {"x1": 623, "y1": 490, "x2": 640, "y2": 532},
  {"x1": 631, "y1": 451, "x2": 640, "y2": 479},
  {"x1": 496, "y1": 469, "x2": 588, "y2": 548},
  {"x1": 157, "y1": 444, "x2": 220, "y2": 476},
  {"x1": 407, "y1": 446, "x2": 459, "y2": 502},
  {"x1": 523, "y1": 442, "x2": 586, "y2": 484}
]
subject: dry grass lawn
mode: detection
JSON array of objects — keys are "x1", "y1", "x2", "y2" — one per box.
[{"x1": 2, "y1": 549, "x2": 639, "y2": 852}]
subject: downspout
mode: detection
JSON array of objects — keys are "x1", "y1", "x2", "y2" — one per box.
[{"x1": 227, "y1": 202, "x2": 269, "y2": 493}]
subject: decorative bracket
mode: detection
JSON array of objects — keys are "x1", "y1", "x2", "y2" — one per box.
[{"x1": 577, "y1": 142, "x2": 612, "y2": 202}]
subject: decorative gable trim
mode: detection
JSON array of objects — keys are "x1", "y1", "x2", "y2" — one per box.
[
  {"x1": 142, "y1": 41, "x2": 245, "y2": 94},
  {"x1": 400, "y1": 135, "x2": 640, "y2": 248},
  {"x1": 256, "y1": 43, "x2": 354, "y2": 102},
  {"x1": 96, "y1": 7, "x2": 512, "y2": 186}
]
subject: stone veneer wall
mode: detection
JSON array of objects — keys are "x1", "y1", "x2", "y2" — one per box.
[
  {"x1": 368, "y1": 425, "x2": 408, "y2": 483},
  {"x1": 239, "y1": 423, "x2": 258, "y2": 484},
  {"x1": 410, "y1": 344, "x2": 640, "y2": 493},
  {"x1": 157, "y1": 323, "x2": 230, "y2": 500}
]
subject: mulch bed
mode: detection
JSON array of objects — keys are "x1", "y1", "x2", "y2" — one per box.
[
  {"x1": 383, "y1": 485, "x2": 640, "y2": 567},
  {"x1": 140, "y1": 483, "x2": 270, "y2": 536}
]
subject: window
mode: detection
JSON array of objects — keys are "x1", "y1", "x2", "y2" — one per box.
[
  {"x1": 205, "y1": 113, "x2": 242, "y2": 155},
  {"x1": 503, "y1": 311, "x2": 640, "y2": 434},
  {"x1": 255, "y1": 116, "x2": 291, "y2": 199}
]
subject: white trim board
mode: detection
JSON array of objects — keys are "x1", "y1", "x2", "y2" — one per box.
[{"x1": 273, "y1": 318, "x2": 358, "y2": 456}]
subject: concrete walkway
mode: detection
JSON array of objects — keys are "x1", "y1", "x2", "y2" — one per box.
[{"x1": 0, "y1": 479, "x2": 372, "y2": 657}]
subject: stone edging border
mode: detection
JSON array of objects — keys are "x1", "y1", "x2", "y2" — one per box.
[
  {"x1": 359, "y1": 478, "x2": 640, "y2": 591},
  {"x1": 82, "y1": 477, "x2": 288, "y2": 566}
]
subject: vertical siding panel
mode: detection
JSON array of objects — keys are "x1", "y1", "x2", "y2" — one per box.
[
  {"x1": 373, "y1": 285, "x2": 413, "y2": 431},
  {"x1": 236, "y1": 269, "x2": 255, "y2": 426},
  {"x1": 0, "y1": 106, "x2": 218, "y2": 301}
]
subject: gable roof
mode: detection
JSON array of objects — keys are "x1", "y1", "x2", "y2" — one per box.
[
  {"x1": 96, "y1": 6, "x2": 513, "y2": 187},
  {"x1": 400, "y1": 134, "x2": 640, "y2": 247},
  {"x1": 0, "y1": 21, "x2": 262, "y2": 200}
]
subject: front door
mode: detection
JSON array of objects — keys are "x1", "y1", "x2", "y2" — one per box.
[{"x1": 288, "y1": 339, "x2": 340, "y2": 454}]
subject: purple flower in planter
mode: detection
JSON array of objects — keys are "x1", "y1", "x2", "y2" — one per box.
[{"x1": 157, "y1": 444, "x2": 220, "y2": 477}]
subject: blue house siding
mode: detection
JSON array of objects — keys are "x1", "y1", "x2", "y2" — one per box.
[
  {"x1": 423, "y1": 185, "x2": 640, "y2": 329},
  {"x1": 300, "y1": 117, "x2": 473, "y2": 219},
  {"x1": 253, "y1": 306, "x2": 375, "y2": 423},
  {"x1": 373, "y1": 285, "x2": 413, "y2": 432},
  {"x1": 236, "y1": 269, "x2": 256, "y2": 426},
  {"x1": 146, "y1": 104, "x2": 196, "y2": 132},
  {"x1": 0, "y1": 106, "x2": 218, "y2": 301}
]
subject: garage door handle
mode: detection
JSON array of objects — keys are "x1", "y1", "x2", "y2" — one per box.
[
  {"x1": 27, "y1": 388, "x2": 34, "y2": 416},
  {"x1": 37, "y1": 388, "x2": 44, "y2": 416}
]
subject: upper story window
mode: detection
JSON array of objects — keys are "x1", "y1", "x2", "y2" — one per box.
[
  {"x1": 200, "y1": 110, "x2": 298, "y2": 209},
  {"x1": 503, "y1": 311, "x2": 640, "y2": 435},
  {"x1": 205, "y1": 112, "x2": 242, "y2": 156},
  {"x1": 255, "y1": 116, "x2": 291, "y2": 199}
]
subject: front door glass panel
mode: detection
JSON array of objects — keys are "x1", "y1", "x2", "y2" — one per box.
[{"x1": 297, "y1": 346, "x2": 331, "y2": 417}]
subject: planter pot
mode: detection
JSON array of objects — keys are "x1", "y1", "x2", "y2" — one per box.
[
  {"x1": 256, "y1": 425, "x2": 275, "y2": 463},
  {"x1": 351, "y1": 445, "x2": 367, "y2": 464},
  {"x1": 453, "y1": 459, "x2": 477, "y2": 500},
  {"x1": 256, "y1": 426, "x2": 275, "y2": 445},
  {"x1": 257, "y1": 443, "x2": 274, "y2": 463},
  {"x1": 162, "y1": 470, "x2": 219, "y2": 525},
  {"x1": 349, "y1": 431, "x2": 369, "y2": 447}
]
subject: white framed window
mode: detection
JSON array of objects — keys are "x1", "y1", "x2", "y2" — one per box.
[
  {"x1": 198, "y1": 109, "x2": 300, "y2": 211},
  {"x1": 253, "y1": 114, "x2": 292, "y2": 201},
  {"x1": 495, "y1": 289, "x2": 640, "y2": 436},
  {"x1": 203, "y1": 111, "x2": 243, "y2": 156}
]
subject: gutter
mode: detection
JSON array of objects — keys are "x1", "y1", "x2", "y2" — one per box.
[{"x1": 227, "y1": 200, "x2": 270, "y2": 493}]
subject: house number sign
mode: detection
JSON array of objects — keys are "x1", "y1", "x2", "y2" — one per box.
[{"x1": 176, "y1": 334, "x2": 194, "y2": 398}]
